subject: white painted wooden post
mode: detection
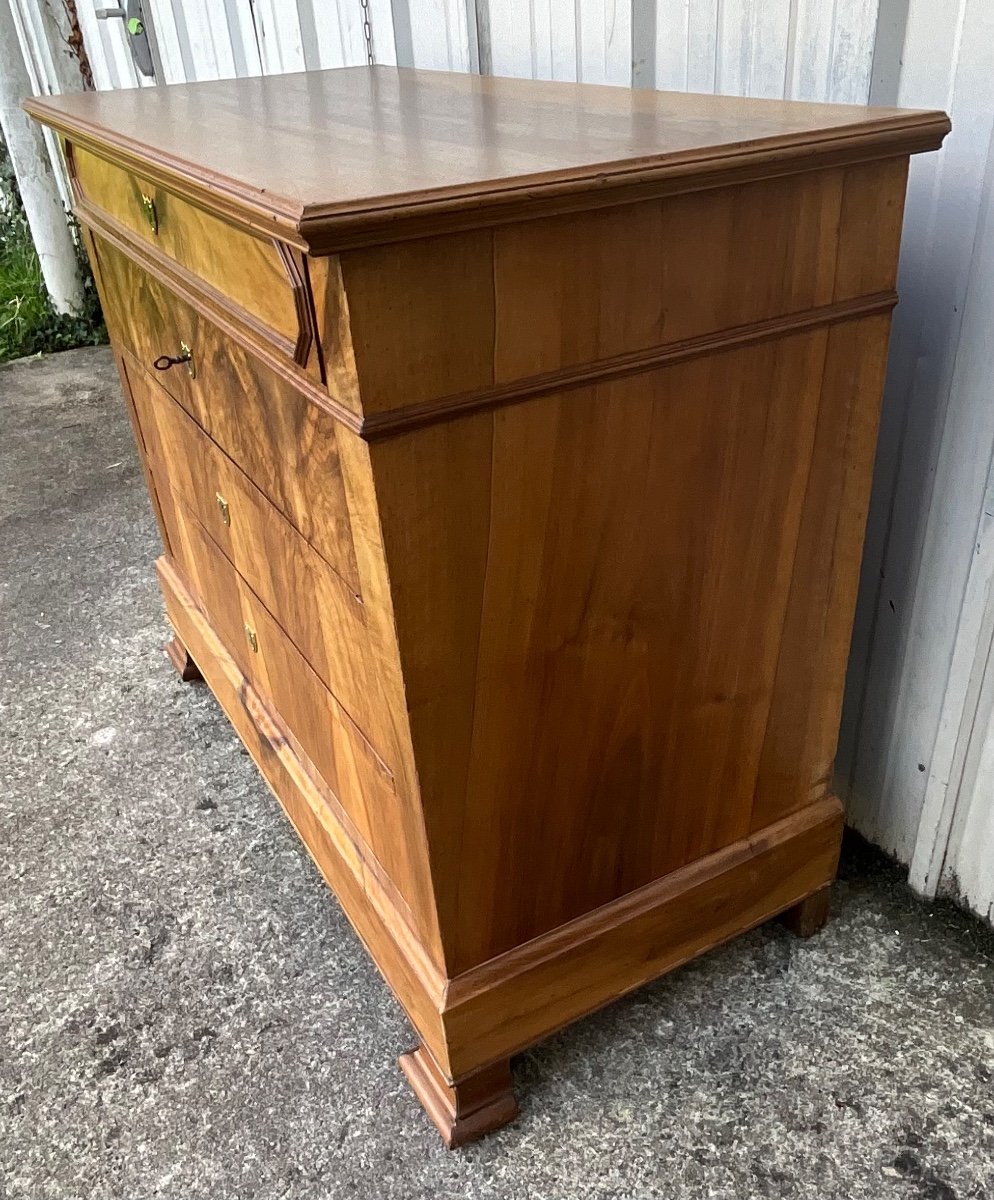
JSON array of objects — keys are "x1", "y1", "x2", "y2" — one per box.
[
  {"x1": 8, "y1": 0, "x2": 86, "y2": 212},
  {"x1": 0, "y1": 0, "x2": 83, "y2": 315}
]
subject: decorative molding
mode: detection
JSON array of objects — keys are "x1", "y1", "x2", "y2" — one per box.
[
  {"x1": 76, "y1": 181, "x2": 900, "y2": 446},
  {"x1": 26, "y1": 94, "x2": 949, "y2": 255},
  {"x1": 76, "y1": 196, "x2": 298, "y2": 360},
  {"x1": 298, "y1": 124, "x2": 951, "y2": 254},
  {"x1": 359, "y1": 291, "x2": 900, "y2": 440},
  {"x1": 439, "y1": 796, "x2": 843, "y2": 1077},
  {"x1": 157, "y1": 549, "x2": 846, "y2": 1083},
  {"x1": 80, "y1": 202, "x2": 366, "y2": 436},
  {"x1": 275, "y1": 241, "x2": 321, "y2": 372},
  {"x1": 158, "y1": 556, "x2": 450, "y2": 1047}
]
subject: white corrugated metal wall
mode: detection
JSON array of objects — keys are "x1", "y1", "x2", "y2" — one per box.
[
  {"x1": 840, "y1": 0, "x2": 994, "y2": 923},
  {"x1": 14, "y1": 0, "x2": 994, "y2": 924},
  {"x1": 69, "y1": 0, "x2": 879, "y2": 103}
]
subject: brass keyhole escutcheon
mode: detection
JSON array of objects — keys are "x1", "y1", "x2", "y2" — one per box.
[
  {"x1": 140, "y1": 191, "x2": 158, "y2": 234},
  {"x1": 245, "y1": 625, "x2": 258, "y2": 654},
  {"x1": 215, "y1": 492, "x2": 230, "y2": 527}
]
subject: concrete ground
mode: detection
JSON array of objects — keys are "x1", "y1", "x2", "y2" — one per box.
[{"x1": 2, "y1": 345, "x2": 994, "y2": 1200}]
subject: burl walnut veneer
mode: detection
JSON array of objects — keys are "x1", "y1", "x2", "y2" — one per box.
[{"x1": 27, "y1": 68, "x2": 949, "y2": 1147}]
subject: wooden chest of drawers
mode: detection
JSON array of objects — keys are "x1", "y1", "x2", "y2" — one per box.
[{"x1": 27, "y1": 68, "x2": 948, "y2": 1147}]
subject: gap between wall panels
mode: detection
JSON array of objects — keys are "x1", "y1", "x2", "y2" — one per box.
[{"x1": 57, "y1": 0, "x2": 876, "y2": 100}]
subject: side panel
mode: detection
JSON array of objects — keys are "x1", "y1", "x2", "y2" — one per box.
[
  {"x1": 338, "y1": 160, "x2": 906, "y2": 422},
  {"x1": 374, "y1": 322, "x2": 879, "y2": 971},
  {"x1": 751, "y1": 315, "x2": 894, "y2": 827}
]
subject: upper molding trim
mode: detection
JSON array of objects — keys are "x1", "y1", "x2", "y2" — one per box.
[{"x1": 24, "y1": 68, "x2": 950, "y2": 254}]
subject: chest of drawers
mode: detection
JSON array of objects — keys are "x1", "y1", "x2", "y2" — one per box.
[{"x1": 27, "y1": 68, "x2": 948, "y2": 1147}]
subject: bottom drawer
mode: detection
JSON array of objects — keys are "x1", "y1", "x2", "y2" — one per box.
[{"x1": 155, "y1": 478, "x2": 425, "y2": 899}]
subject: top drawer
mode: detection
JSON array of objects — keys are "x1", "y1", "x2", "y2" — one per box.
[
  {"x1": 70, "y1": 144, "x2": 305, "y2": 359},
  {"x1": 92, "y1": 236, "x2": 361, "y2": 595}
]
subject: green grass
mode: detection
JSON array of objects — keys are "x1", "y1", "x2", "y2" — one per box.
[{"x1": 1, "y1": 144, "x2": 106, "y2": 364}]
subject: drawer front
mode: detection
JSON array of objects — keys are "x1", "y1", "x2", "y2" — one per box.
[
  {"x1": 127, "y1": 360, "x2": 389, "y2": 756},
  {"x1": 94, "y1": 237, "x2": 360, "y2": 594},
  {"x1": 73, "y1": 144, "x2": 302, "y2": 354},
  {"x1": 155, "y1": 483, "x2": 423, "y2": 896}
]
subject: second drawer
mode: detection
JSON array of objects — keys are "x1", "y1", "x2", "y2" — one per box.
[
  {"x1": 96, "y1": 237, "x2": 360, "y2": 594},
  {"x1": 128, "y1": 359, "x2": 391, "y2": 762}
]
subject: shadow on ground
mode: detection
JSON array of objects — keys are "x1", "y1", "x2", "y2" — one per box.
[{"x1": 2, "y1": 347, "x2": 993, "y2": 1200}]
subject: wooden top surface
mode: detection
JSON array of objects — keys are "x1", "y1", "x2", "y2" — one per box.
[{"x1": 26, "y1": 67, "x2": 949, "y2": 251}]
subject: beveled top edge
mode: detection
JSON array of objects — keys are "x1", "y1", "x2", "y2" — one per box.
[{"x1": 24, "y1": 67, "x2": 950, "y2": 254}]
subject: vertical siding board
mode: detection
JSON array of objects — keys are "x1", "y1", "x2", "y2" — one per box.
[
  {"x1": 685, "y1": 0, "x2": 718, "y2": 91},
  {"x1": 366, "y1": 0, "x2": 399, "y2": 63},
  {"x1": 254, "y1": 0, "x2": 308, "y2": 73},
  {"x1": 748, "y1": 0, "x2": 792, "y2": 97},
  {"x1": 645, "y1": 0, "x2": 873, "y2": 110},
  {"x1": 905, "y1": 125, "x2": 994, "y2": 903},
  {"x1": 9, "y1": 0, "x2": 79, "y2": 206},
  {"x1": 308, "y1": 0, "x2": 367, "y2": 69},
  {"x1": 75, "y1": 4, "x2": 139, "y2": 90},
  {"x1": 181, "y1": 1, "x2": 239, "y2": 79},
  {"x1": 489, "y1": 0, "x2": 576, "y2": 80},
  {"x1": 489, "y1": 0, "x2": 532, "y2": 77},
  {"x1": 147, "y1": 0, "x2": 255, "y2": 83},
  {"x1": 223, "y1": 0, "x2": 265, "y2": 77},
  {"x1": 789, "y1": 0, "x2": 832, "y2": 100},
  {"x1": 844, "y1": 0, "x2": 994, "y2": 885},
  {"x1": 790, "y1": 0, "x2": 876, "y2": 104},
  {"x1": 146, "y1": 0, "x2": 193, "y2": 83},
  {"x1": 717, "y1": 0, "x2": 792, "y2": 98},
  {"x1": 405, "y1": 0, "x2": 473, "y2": 70},
  {"x1": 74, "y1": 0, "x2": 878, "y2": 104},
  {"x1": 827, "y1": 3, "x2": 876, "y2": 102},
  {"x1": 547, "y1": 0, "x2": 578, "y2": 78},
  {"x1": 654, "y1": 0, "x2": 690, "y2": 91},
  {"x1": 577, "y1": 0, "x2": 632, "y2": 85}
]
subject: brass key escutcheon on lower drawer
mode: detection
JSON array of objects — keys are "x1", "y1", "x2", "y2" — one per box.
[
  {"x1": 215, "y1": 492, "x2": 230, "y2": 527},
  {"x1": 245, "y1": 625, "x2": 258, "y2": 654}
]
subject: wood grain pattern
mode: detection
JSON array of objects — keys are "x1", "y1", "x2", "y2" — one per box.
[
  {"x1": 833, "y1": 157, "x2": 911, "y2": 299},
  {"x1": 26, "y1": 68, "x2": 948, "y2": 252},
  {"x1": 440, "y1": 796, "x2": 843, "y2": 1077},
  {"x1": 337, "y1": 230, "x2": 495, "y2": 413},
  {"x1": 157, "y1": 555, "x2": 449, "y2": 1054},
  {"x1": 164, "y1": 634, "x2": 202, "y2": 683},
  {"x1": 781, "y1": 883, "x2": 833, "y2": 938},
  {"x1": 95, "y1": 239, "x2": 361, "y2": 591},
  {"x1": 356, "y1": 291, "x2": 896, "y2": 438},
  {"x1": 491, "y1": 167, "x2": 844, "y2": 381},
  {"x1": 751, "y1": 315, "x2": 894, "y2": 828},
  {"x1": 373, "y1": 327, "x2": 838, "y2": 970},
  {"x1": 73, "y1": 144, "x2": 300, "y2": 346},
  {"x1": 124, "y1": 359, "x2": 383, "y2": 744},
  {"x1": 26, "y1": 70, "x2": 949, "y2": 1142},
  {"x1": 332, "y1": 166, "x2": 902, "y2": 424},
  {"x1": 398, "y1": 1047, "x2": 518, "y2": 1148},
  {"x1": 153, "y1": 474, "x2": 438, "y2": 942},
  {"x1": 82, "y1": 202, "x2": 348, "y2": 414}
]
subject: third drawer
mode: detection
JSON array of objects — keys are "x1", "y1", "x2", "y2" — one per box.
[{"x1": 127, "y1": 358, "x2": 395, "y2": 768}]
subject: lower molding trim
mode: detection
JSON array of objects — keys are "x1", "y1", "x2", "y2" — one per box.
[
  {"x1": 158, "y1": 555, "x2": 843, "y2": 1083},
  {"x1": 440, "y1": 796, "x2": 843, "y2": 1077},
  {"x1": 157, "y1": 556, "x2": 450, "y2": 1062}
]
